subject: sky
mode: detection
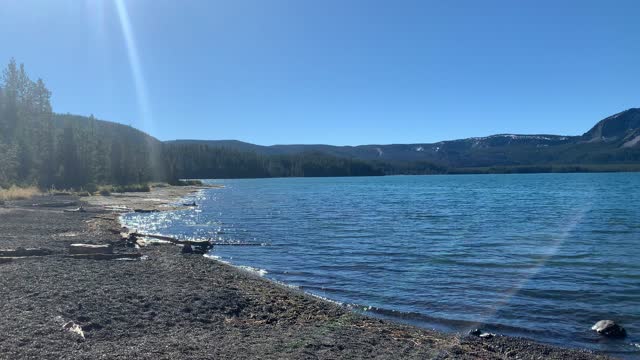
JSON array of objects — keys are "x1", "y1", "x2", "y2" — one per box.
[{"x1": 1, "y1": 0, "x2": 639, "y2": 145}]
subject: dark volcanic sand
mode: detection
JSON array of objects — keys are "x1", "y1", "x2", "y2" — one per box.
[{"x1": 0, "y1": 193, "x2": 610, "y2": 359}]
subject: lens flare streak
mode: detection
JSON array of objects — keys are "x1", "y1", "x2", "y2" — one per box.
[{"x1": 114, "y1": 0, "x2": 153, "y2": 133}]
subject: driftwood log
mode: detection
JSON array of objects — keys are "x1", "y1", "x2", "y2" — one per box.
[
  {"x1": 130, "y1": 232, "x2": 265, "y2": 247},
  {"x1": 131, "y1": 233, "x2": 209, "y2": 246},
  {"x1": 69, "y1": 244, "x2": 114, "y2": 255},
  {"x1": 133, "y1": 209, "x2": 159, "y2": 213},
  {"x1": 0, "y1": 248, "x2": 53, "y2": 257},
  {"x1": 32, "y1": 201, "x2": 78, "y2": 208},
  {"x1": 67, "y1": 253, "x2": 142, "y2": 260}
]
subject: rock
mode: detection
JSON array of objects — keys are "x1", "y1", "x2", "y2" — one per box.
[
  {"x1": 193, "y1": 242, "x2": 213, "y2": 254},
  {"x1": 468, "y1": 329, "x2": 482, "y2": 336},
  {"x1": 62, "y1": 321, "x2": 85, "y2": 339},
  {"x1": 182, "y1": 244, "x2": 193, "y2": 254},
  {"x1": 69, "y1": 244, "x2": 113, "y2": 255},
  {"x1": 591, "y1": 320, "x2": 626, "y2": 338}
]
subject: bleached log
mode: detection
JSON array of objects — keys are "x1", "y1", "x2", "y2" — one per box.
[{"x1": 69, "y1": 244, "x2": 113, "y2": 255}]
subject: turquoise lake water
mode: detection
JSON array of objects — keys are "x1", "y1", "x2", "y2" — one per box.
[{"x1": 123, "y1": 173, "x2": 640, "y2": 357}]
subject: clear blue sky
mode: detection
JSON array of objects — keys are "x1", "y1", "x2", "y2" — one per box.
[{"x1": 2, "y1": 0, "x2": 639, "y2": 145}]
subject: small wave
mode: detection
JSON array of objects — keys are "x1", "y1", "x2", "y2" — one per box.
[
  {"x1": 345, "y1": 303, "x2": 564, "y2": 339},
  {"x1": 428, "y1": 257, "x2": 541, "y2": 269},
  {"x1": 236, "y1": 265, "x2": 268, "y2": 277},
  {"x1": 203, "y1": 254, "x2": 267, "y2": 276},
  {"x1": 307, "y1": 292, "x2": 344, "y2": 306},
  {"x1": 203, "y1": 254, "x2": 231, "y2": 265},
  {"x1": 271, "y1": 279, "x2": 300, "y2": 290}
]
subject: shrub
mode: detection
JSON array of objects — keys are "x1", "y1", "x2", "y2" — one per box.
[
  {"x1": 0, "y1": 186, "x2": 41, "y2": 201},
  {"x1": 83, "y1": 183, "x2": 98, "y2": 194},
  {"x1": 171, "y1": 179, "x2": 204, "y2": 186},
  {"x1": 111, "y1": 183, "x2": 151, "y2": 193},
  {"x1": 96, "y1": 183, "x2": 151, "y2": 194}
]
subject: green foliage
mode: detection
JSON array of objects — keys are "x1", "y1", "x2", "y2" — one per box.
[
  {"x1": 0, "y1": 59, "x2": 165, "y2": 190},
  {"x1": 170, "y1": 179, "x2": 204, "y2": 186},
  {"x1": 83, "y1": 183, "x2": 99, "y2": 194},
  {"x1": 162, "y1": 144, "x2": 385, "y2": 179},
  {"x1": 450, "y1": 163, "x2": 640, "y2": 174},
  {"x1": 99, "y1": 184, "x2": 151, "y2": 193},
  {"x1": 113, "y1": 183, "x2": 151, "y2": 193}
]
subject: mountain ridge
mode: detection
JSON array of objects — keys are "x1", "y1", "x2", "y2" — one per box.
[{"x1": 166, "y1": 108, "x2": 640, "y2": 168}]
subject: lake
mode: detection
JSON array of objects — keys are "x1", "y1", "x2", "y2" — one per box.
[{"x1": 123, "y1": 173, "x2": 640, "y2": 357}]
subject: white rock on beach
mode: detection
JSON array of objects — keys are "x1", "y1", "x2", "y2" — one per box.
[{"x1": 62, "y1": 321, "x2": 85, "y2": 339}]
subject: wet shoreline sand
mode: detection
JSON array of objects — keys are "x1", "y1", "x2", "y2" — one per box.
[{"x1": 0, "y1": 186, "x2": 610, "y2": 359}]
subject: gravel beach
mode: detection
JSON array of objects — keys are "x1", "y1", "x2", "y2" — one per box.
[{"x1": 0, "y1": 186, "x2": 611, "y2": 359}]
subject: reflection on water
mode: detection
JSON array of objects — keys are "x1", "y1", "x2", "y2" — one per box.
[{"x1": 123, "y1": 173, "x2": 640, "y2": 357}]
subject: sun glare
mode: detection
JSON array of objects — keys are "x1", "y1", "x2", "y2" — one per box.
[{"x1": 114, "y1": 0, "x2": 153, "y2": 134}]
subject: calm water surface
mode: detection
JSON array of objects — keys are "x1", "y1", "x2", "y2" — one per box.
[{"x1": 123, "y1": 173, "x2": 640, "y2": 356}]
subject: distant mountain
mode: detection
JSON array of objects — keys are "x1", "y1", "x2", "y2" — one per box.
[
  {"x1": 167, "y1": 108, "x2": 640, "y2": 169},
  {"x1": 582, "y1": 108, "x2": 640, "y2": 144}
]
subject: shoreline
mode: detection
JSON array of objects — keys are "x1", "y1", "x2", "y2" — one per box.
[{"x1": 0, "y1": 185, "x2": 611, "y2": 359}]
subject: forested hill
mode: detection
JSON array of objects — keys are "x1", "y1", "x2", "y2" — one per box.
[
  {"x1": 1, "y1": 59, "x2": 639, "y2": 191},
  {"x1": 0, "y1": 59, "x2": 385, "y2": 189},
  {"x1": 170, "y1": 108, "x2": 640, "y2": 169}
]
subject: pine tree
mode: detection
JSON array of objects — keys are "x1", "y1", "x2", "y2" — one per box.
[{"x1": 57, "y1": 124, "x2": 79, "y2": 188}]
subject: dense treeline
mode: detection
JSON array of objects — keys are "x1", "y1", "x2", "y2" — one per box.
[
  {"x1": 0, "y1": 59, "x2": 164, "y2": 189},
  {"x1": 0, "y1": 59, "x2": 54, "y2": 188},
  {"x1": 449, "y1": 163, "x2": 640, "y2": 174},
  {"x1": 51, "y1": 114, "x2": 165, "y2": 187},
  {"x1": 163, "y1": 145, "x2": 384, "y2": 179}
]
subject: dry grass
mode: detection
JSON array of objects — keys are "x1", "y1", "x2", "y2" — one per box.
[{"x1": 0, "y1": 186, "x2": 41, "y2": 202}]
